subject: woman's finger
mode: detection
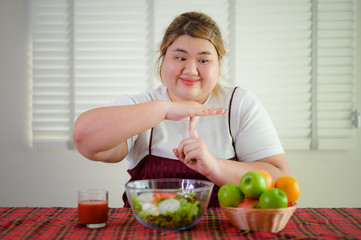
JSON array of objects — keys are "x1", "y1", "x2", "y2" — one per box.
[
  {"x1": 189, "y1": 117, "x2": 199, "y2": 138},
  {"x1": 199, "y1": 107, "x2": 228, "y2": 116},
  {"x1": 173, "y1": 148, "x2": 180, "y2": 158}
]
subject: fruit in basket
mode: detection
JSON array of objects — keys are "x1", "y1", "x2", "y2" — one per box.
[
  {"x1": 274, "y1": 176, "x2": 301, "y2": 203},
  {"x1": 218, "y1": 183, "x2": 244, "y2": 207},
  {"x1": 237, "y1": 197, "x2": 259, "y2": 209},
  {"x1": 256, "y1": 170, "x2": 273, "y2": 189},
  {"x1": 218, "y1": 171, "x2": 301, "y2": 211},
  {"x1": 239, "y1": 171, "x2": 267, "y2": 199},
  {"x1": 259, "y1": 188, "x2": 288, "y2": 209}
]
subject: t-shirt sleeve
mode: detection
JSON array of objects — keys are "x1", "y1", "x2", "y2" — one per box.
[{"x1": 231, "y1": 89, "x2": 284, "y2": 162}]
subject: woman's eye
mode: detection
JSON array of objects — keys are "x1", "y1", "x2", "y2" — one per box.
[
  {"x1": 199, "y1": 59, "x2": 209, "y2": 63},
  {"x1": 176, "y1": 57, "x2": 186, "y2": 61}
]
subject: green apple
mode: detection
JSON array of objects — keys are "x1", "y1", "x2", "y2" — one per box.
[
  {"x1": 239, "y1": 171, "x2": 267, "y2": 199},
  {"x1": 218, "y1": 183, "x2": 244, "y2": 207},
  {"x1": 259, "y1": 188, "x2": 288, "y2": 209}
]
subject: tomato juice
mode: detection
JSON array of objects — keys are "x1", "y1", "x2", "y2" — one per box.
[{"x1": 78, "y1": 200, "x2": 108, "y2": 224}]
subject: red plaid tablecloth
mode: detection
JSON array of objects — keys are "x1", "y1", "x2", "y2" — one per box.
[{"x1": 0, "y1": 207, "x2": 360, "y2": 239}]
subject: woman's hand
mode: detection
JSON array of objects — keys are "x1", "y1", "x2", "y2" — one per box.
[
  {"x1": 165, "y1": 101, "x2": 227, "y2": 121},
  {"x1": 173, "y1": 117, "x2": 217, "y2": 177}
]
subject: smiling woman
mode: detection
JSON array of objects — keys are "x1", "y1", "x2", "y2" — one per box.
[
  {"x1": 160, "y1": 35, "x2": 220, "y2": 103},
  {"x1": 156, "y1": 11, "x2": 225, "y2": 103},
  {"x1": 72, "y1": 11, "x2": 289, "y2": 208}
]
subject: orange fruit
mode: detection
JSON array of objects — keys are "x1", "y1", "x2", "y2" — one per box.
[
  {"x1": 274, "y1": 176, "x2": 301, "y2": 203},
  {"x1": 256, "y1": 170, "x2": 273, "y2": 189}
]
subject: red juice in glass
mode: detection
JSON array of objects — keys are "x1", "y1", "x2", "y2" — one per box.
[
  {"x1": 78, "y1": 200, "x2": 108, "y2": 224},
  {"x1": 78, "y1": 189, "x2": 108, "y2": 228}
]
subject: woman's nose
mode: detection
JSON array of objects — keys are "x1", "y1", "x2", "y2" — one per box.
[{"x1": 183, "y1": 60, "x2": 198, "y2": 75}]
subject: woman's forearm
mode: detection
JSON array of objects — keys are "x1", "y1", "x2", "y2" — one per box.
[
  {"x1": 73, "y1": 100, "x2": 169, "y2": 161},
  {"x1": 207, "y1": 154, "x2": 289, "y2": 187}
]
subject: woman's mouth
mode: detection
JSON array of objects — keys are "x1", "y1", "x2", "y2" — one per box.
[{"x1": 180, "y1": 78, "x2": 200, "y2": 86}]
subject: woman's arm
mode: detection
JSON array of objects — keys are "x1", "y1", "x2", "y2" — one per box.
[
  {"x1": 73, "y1": 100, "x2": 227, "y2": 163},
  {"x1": 175, "y1": 117, "x2": 289, "y2": 186},
  {"x1": 206, "y1": 154, "x2": 289, "y2": 187},
  {"x1": 73, "y1": 101, "x2": 168, "y2": 163}
]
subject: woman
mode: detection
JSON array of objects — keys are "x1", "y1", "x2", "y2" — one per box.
[{"x1": 72, "y1": 12, "x2": 289, "y2": 208}]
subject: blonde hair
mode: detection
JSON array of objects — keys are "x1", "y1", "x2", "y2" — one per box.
[{"x1": 156, "y1": 12, "x2": 226, "y2": 79}]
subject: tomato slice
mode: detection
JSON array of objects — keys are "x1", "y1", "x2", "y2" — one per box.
[{"x1": 153, "y1": 193, "x2": 176, "y2": 199}]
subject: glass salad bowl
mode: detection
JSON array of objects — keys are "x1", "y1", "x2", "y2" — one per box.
[{"x1": 125, "y1": 179, "x2": 214, "y2": 230}]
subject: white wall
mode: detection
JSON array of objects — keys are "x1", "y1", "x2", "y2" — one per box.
[{"x1": 1, "y1": 0, "x2": 360, "y2": 208}]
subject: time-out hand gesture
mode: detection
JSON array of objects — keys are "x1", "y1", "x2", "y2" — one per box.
[{"x1": 173, "y1": 117, "x2": 217, "y2": 177}]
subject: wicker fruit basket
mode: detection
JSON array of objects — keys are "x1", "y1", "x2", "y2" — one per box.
[{"x1": 221, "y1": 204, "x2": 297, "y2": 233}]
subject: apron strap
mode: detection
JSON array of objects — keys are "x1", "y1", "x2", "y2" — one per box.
[
  {"x1": 149, "y1": 127, "x2": 154, "y2": 156},
  {"x1": 228, "y1": 87, "x2": 238, "y2": 151}
]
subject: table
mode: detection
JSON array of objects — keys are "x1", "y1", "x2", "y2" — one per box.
[{"x1": 1, "y1": 207, "x2": 360, "y2": 239}]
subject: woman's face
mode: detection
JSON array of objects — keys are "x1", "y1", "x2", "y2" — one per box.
[{"x1": 161, "y1": 35, "x2": 220, "y2": 104}]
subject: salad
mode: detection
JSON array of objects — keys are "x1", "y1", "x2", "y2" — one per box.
[{"x1": 131, "y1": 191, "x2": 204, "y2": 228}]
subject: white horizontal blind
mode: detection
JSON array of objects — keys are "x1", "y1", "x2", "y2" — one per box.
[
  {"x1": 30, "y1": 0, "x2": 359, "y2": 150},
  {"x1": 74, "y1": 0, "x2": 150, "y2": 116},
  {"x1": 31, "y1": 0, "x2": 150, "y2": 149},
  {"x1": 317, "y1": 0, "x2": 357, "y2": 149},
  {"x1": 234, "y1": 0, "x2": 313, "y2": 149},
  {"x1": 31, "y1": 0, "x2": 71, "y2": 149}
]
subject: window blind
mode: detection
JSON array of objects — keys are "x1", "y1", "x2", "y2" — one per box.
[
  {"x1": 74, "y1": 0, "x2": 150, "y2": 115},
  {"x1": 317, "y1": 0, "x2": 357, "y2": 149},
  {"x1": 31, "y1": 0, "x2": 71, "y2": 149},
  {"x1": 30, "y1": 0, "x2": 359, "y2": 150},
  {"x1": 31, "y1": 0, "x2": 150, "y2": 149},
  {"x1": 234, "y1": 0, "x2": 313, "y2": 150}
]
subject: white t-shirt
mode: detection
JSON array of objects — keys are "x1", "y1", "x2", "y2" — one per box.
[{"x1": 108, "y1": 84, "x2": 284, "y2": 169}]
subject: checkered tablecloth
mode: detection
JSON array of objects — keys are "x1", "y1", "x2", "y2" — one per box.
[{"x1": 0, "y1": 207, "x2": 360, "y2": 239}]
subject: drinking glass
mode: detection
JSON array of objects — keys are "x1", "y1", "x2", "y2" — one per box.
[{"x1": 78, "y1": 189, "x2": 108, "y2": 228}]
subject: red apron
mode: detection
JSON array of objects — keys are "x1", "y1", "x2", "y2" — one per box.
[{"x1": 123, "y1": 87, "x2": 238, "y2": 208}]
